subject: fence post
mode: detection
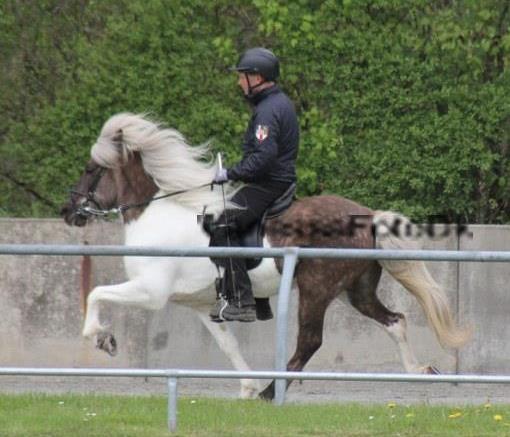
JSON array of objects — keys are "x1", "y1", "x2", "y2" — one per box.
[
  {"x1": 167, "y1": 377, "x2": 178, "y2": 432},
  {"x1": 274, "y1": 247, "x2": 299, "y2": 406}
]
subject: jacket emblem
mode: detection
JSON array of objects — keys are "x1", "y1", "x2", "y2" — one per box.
[{"x1": 255, "y1": 125, "x2": 269, "y2": 142}]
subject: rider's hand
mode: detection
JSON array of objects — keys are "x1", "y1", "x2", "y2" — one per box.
[{"x1": 213, "y1": 168, "x2": 228, "y2": 184}]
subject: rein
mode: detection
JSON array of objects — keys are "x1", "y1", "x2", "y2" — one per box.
[{"x1": 71, "y1": 182, "x2": 212, "y2": 219}]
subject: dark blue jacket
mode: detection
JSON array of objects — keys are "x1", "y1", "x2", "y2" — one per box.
[{"x1": 227, "y1": 85, "x2": 299, "y2": 184}]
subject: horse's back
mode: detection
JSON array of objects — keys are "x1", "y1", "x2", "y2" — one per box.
[{"x1": 266, "y1": 194, "x2": 375, "y2": 249}]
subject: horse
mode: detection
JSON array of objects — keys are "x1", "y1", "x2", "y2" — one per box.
[{"x1": 61, "y1": 112, "x2": 471, "y2": 400}]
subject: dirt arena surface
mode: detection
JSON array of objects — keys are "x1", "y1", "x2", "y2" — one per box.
[{"x1": 1, "y1": 376, "x2": 509, "y2": 405}]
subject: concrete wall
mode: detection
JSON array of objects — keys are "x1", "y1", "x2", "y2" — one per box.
[{"x1": 1, "y1": 219, "x2": 509, "y2": 376}]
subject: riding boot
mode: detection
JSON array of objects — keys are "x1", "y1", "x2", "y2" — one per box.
[
  {"x1": 208, "y1": 221, "x2": 236, "y2": 323},
  {"x1": 254, "y1": 297, "x2": 273, "y2": 321},
  {"x1": 220, "y1": 259, "x2": 256, "y2": 322}
]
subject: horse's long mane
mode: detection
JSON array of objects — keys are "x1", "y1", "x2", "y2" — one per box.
[{"x1": 91, "y1": 112, "x2": 228, "y2": 211}]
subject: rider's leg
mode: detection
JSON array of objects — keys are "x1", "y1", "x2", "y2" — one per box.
[
  {"x1": 220, "y1": 253, "x2": 257, "y2": 322},
  {"x1": 210, "y1": 183, "x2": 292, "y2": 322},
  {"x1": 208, "y1": 213, "x2": 256, "y2": 322}
]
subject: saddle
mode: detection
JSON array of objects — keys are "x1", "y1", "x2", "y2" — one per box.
[
  {"x1": 242, "y1": 182, "x2": 296, "y2": 270},
  {"x1": 200, "y1": 183, "x2": 296, "y2": 270}
]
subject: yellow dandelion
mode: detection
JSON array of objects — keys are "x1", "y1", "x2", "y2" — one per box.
[
  {"x1": 493, "y1": 415, "x2": 503, "y2": 421},
  {"x1": 387, "y1": 402, "x2": 396, "y2": 409},
  {"x1": 484, "y1": 403, "x2": 492, "y2": 410},
  {"x1": 405, "y1": 413, "x2": 415, "y2": 418},
  {"x1": 448, "y1": 412, "x2": 462, "y2": 419}
]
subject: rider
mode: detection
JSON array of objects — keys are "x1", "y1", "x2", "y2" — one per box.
[{"x1": 209, "y1": 47, "x2": 299, "y2": 323}]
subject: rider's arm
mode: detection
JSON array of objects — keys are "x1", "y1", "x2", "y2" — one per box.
[{"x1": 227, "y1": 106, "x2": 280, "y2": 183}]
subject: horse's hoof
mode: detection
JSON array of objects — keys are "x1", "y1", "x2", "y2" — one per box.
[
  {"x1": 425, "y1": 366, "x2": 440, "y2": 375},
  {"x1": 240, "y1": 382, "x2": 259, "y2": 399},
  {"x1": 96, "y1": 332, "x2": 118, "y2": 356},
  {"x1": 258, "y1": 382, "x2": 275, "y2": 401}
]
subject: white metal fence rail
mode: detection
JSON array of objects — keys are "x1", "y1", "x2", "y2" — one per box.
[{"x1": 2, "y1": 244, "x2": 510, "y2": 432}]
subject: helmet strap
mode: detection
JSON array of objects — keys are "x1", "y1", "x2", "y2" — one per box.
[{"x1": 245, "y1": 73, "x2": 266, "y2": 97}]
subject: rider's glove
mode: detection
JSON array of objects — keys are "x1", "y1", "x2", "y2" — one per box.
[{"x1": 212, "y1": 168, "x2": 229, "y2": 184}]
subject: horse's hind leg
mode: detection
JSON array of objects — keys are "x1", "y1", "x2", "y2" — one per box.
[
  {"x1": 260, "y1": 267, "x2": 335, "y2": 400},
  {"x1": 347, "y1": 262, "x2": 437, "y2": 374}
]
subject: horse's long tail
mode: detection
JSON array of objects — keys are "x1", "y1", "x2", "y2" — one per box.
[{"x1": 373, "y1": 210, "x2": 472, "y2": 349}]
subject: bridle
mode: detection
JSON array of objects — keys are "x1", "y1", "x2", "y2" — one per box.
[
  {"x1": 70, "y1": 166, "x2": 110, "y2": 218},
  {"x1": 70, "y1": 165, "x2": 211, "y2": 219}
]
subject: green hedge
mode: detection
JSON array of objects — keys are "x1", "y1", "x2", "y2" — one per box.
[{"x1": 1, "y1": 0, "x2": 510, "y2": 222}]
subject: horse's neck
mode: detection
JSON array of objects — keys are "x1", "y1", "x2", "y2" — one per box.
[
  {"x1": 123, "y1": 194, "x2": 211, "y2": 253},
  {"x1": 115, "y1": 153, "x2": 159, "y2": 224}
]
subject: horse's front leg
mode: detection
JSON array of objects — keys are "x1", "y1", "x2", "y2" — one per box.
[
  {"x1": 82, "y1": 278, "x2": 167, "y2": 356},
  {"x1": 195, "y1": 311, "x2": 260, "y2": 399}
]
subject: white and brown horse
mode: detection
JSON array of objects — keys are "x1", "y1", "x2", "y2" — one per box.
[{"x1": 61, "y1": 113, "x2": 471, "y2": 399}]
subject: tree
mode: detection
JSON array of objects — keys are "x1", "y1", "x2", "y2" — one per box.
[{"x1": 1, "y1": 0, "x2": 510, "y2": 222}]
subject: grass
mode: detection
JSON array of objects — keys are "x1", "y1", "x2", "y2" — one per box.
[{"x1": 0, "y1": 394, "x2": 509, "y2": 436}]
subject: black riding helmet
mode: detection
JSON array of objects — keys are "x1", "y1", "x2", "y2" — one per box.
[{"x1": 230, "y1": 47, "x2": 280, "y2": 81}]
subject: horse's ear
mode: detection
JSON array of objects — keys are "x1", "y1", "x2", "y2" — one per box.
[{"x1": 112, "y1": 129, "x2": 123, "y2": 144}]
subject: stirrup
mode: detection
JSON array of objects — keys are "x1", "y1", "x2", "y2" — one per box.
[{"x1": 210, "y1": 296, "x2": 229, "y2": 323}]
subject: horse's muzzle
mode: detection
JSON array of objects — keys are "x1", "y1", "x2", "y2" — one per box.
[{"x1": 60, "y1": 202, "x2": 88, "y2": 227}]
